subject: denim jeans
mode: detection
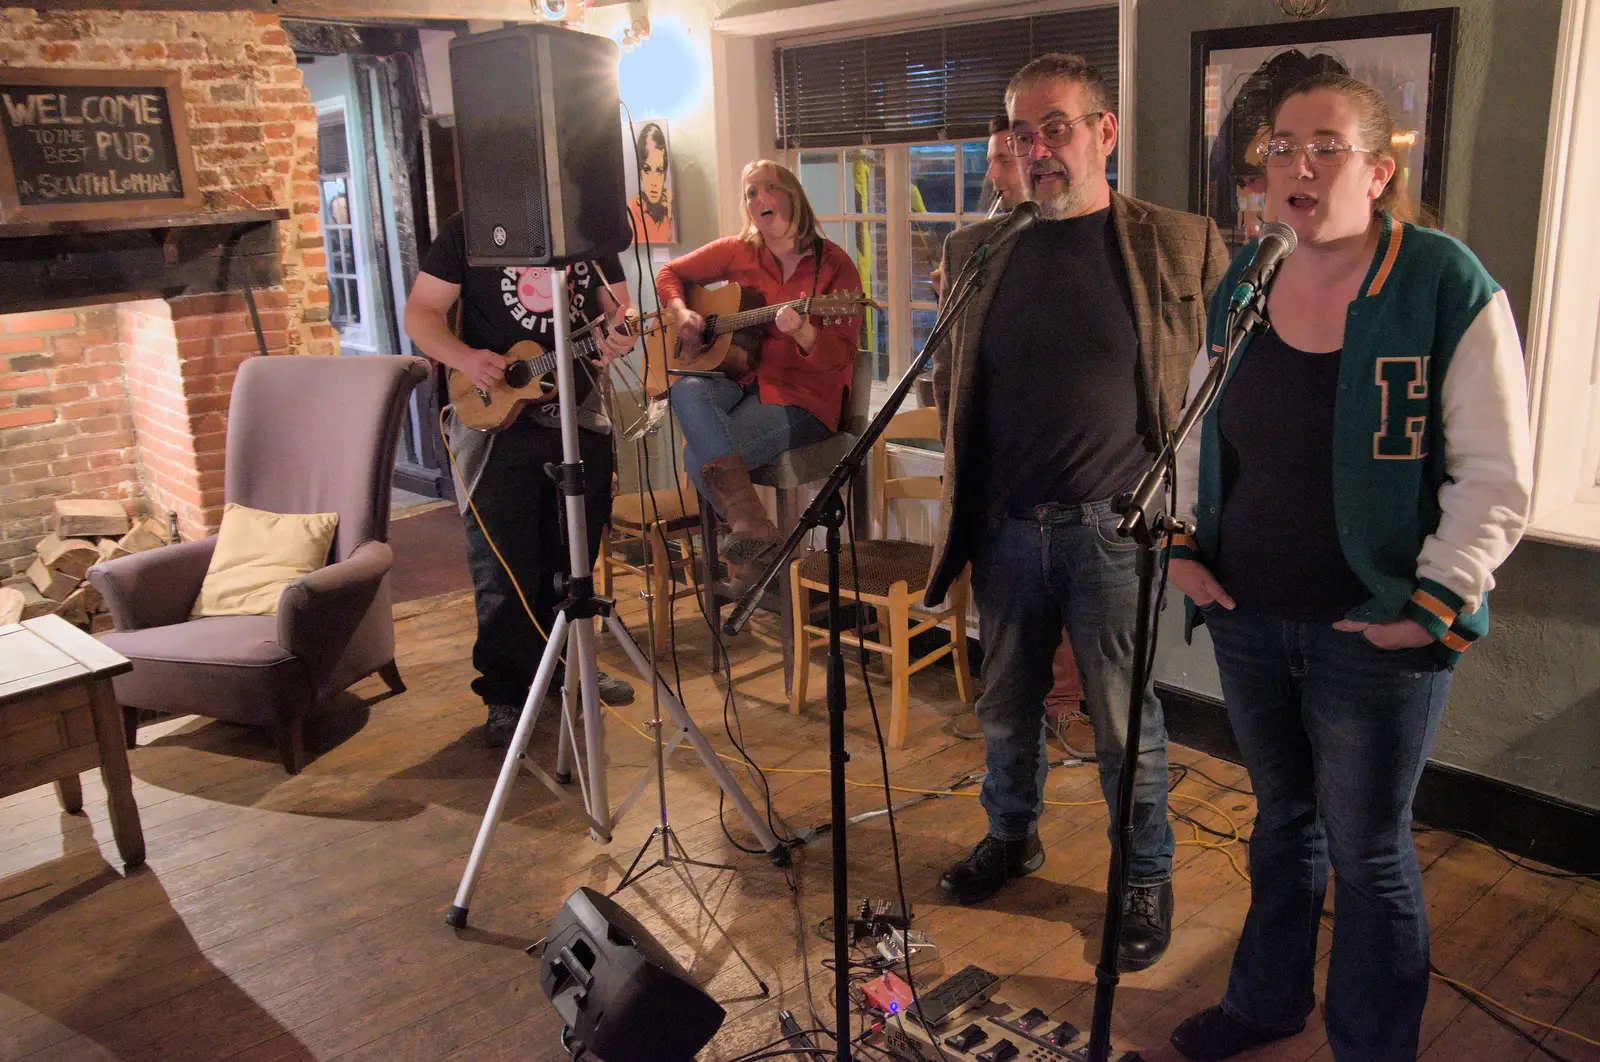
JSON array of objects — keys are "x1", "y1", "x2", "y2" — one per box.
[
  {"x1": 969, "y1": 502, "x2": 1175, "y2": 886},
  {"x1": 1202, "y1": 605, "x2": 1452, "y2": 1062},
  {"x1": 669, "y1": 376, "x2": 829, "y2": 495}
]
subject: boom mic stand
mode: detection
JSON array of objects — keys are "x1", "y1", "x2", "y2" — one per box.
[
  {"x1": 447, "y1": 267, "x2": 784, "y2": 932},
  {"x1": 724, "y1": 208, "x2": 1030, "y2": 1061},
  {"x1": 1086, "y1": 282, "x2": 1271, "y2": 1062}
]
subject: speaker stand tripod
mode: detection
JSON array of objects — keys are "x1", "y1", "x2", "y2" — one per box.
[
  {"x1": 447, "y1": 266, "x2": 785, "y2": 931},
  {"x1": 606, "y1": 648, "x2": 770, "y2": 995}
]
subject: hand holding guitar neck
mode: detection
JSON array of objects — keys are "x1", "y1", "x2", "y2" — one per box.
[
  {"x1": 773, "y1": 304, "x2": 815, "y2": 347},
  {"x1": 592, "y1": 304, "x2": 638, "y2": 363}
]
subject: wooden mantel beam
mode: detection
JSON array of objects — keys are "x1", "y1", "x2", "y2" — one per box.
[{"x1": 24, "y1": 0, "x2": 625, "y2": 21}]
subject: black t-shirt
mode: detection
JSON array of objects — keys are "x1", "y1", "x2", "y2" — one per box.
[
  {"x1": 1214, "y1": 327, "x2": 1370, "y2": 622},
  {"x1": 975, "y1": 208, "x2": 1149, "y2": 513},
  {"x1": 420, "y1": 212, "x2": 624, "y2": 404}
]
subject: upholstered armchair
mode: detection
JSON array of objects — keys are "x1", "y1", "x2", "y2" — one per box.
[{"x1": 89, "y1": 354, "x2": 431, "y2": 774}]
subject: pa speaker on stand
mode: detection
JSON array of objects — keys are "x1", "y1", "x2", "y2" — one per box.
[{"x1": 449, "y1": 25, "x2": 631, "y2": 268}]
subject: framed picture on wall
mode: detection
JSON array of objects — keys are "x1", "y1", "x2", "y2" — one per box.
[
  {"x1": 624, "y1": 118, "x2": 676, "y2": 247},
  {"x1": 1190, "y1": 9, "x2": 1458, "y2": 249}
]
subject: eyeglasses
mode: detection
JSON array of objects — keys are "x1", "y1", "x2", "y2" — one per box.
[
  {"x1": 1262, "y1": 135, "x2": 1380, "y2": 168},
  {"x1": 1005, "y1": 112, "x2": 1104, "y2": 156}
]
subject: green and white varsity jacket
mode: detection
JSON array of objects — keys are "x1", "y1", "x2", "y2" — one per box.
[{"x1": 1171, "y1": 213, "x2": 1534, "y2": 662}]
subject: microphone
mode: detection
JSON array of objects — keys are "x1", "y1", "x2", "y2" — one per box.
[
  {"x1": 1229, "y1": 220, "x2": 1297, "y2": 312},
  {"x1": 934, "y1": 201, "x2": 1039, "y2": 308},
  {"x1": 977, "y1": 199, "x2": 1040, "y2": 254}
]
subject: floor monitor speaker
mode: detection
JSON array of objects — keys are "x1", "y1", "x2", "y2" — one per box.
[{"x1": 540, "y1": 887, "x2": 726, "y2": 1062}]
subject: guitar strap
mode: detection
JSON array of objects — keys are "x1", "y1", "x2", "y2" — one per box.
[
  {"x1": 436, "y1": 297, "x2": 464, "y2": 411},
  {"x1": 810, "y1": 232, "x2": 824, "y2": 300}
]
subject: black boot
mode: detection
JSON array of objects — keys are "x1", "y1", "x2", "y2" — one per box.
[
  {"x1": 1117, "y1": 880, "x2": 1173, "y2": 971},
  {"x1": 1170, "y1": 1005, "x2": 1305, "y2": 1061},
  {"x1": 937, "y1": 834, "x2": 1044, "y2": 905},
  {"x1": 484, "y1": 703, "x2": 520, "y2": 749}
]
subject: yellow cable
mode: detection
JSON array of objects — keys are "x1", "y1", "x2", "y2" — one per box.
[
  {"x1": 437, "y1": 407, "x2": 562, "y2": 663},
  {"x1": 1430, "y1": 970, "x2": 1600, "y2": 1047},
  {"x1": 453, "y1": 548, "x2": 1594, "y2": 1047},
  {"x1": 600, "y1": 703, "x2": 1252, "y2": 856}
]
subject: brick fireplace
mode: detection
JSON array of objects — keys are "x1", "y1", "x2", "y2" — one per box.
[{"x1": 0, "y1": 8, "x2": 333, "y2": 579}]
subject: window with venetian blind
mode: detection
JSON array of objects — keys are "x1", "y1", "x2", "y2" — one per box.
[{"x1": 774, "y1": 7, "x2": 1120, "y2": 391}]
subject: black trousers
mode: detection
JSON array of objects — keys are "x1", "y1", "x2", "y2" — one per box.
[{"x1": 460, "y1": 418, "x2": 614, "y2": 707}]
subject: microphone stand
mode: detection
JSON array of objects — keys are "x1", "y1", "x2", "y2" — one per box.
[
  {"x1": 723, "y1": 231, "x2": 1001, "y2": 1062},
  {"x1": 1086, "y1": 285, "x2": 1270, "y2": 1062}
]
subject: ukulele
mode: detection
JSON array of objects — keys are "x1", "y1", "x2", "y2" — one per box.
[
  {"x1": 446, "y1": 325, "x2": 614, "y2": 433},
  {"x1": 641, "y1": 283, "x2": 870, "y2": 399}
]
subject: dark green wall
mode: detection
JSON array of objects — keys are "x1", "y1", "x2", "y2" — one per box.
[{"x1": 1138, "y1": 0, "x2": 1600, "y2": 810}]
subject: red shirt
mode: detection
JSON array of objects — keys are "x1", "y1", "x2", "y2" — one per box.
[{"x1": 655, "y1": 235, "x2": 862, "y2": 431}]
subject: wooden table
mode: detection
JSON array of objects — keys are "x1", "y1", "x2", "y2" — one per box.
[{"x1": 0, "y1": 614, "x2": 144, "y2": 868}]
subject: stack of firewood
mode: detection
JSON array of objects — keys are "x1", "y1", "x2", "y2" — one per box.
[{"x1": 0, "y1": 500, "x2": 172, "y2": 630}]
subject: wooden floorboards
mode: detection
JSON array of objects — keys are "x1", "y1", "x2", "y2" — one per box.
[{"x1": 1, "y1": 575, "x2": 1596, "y2": 1061}]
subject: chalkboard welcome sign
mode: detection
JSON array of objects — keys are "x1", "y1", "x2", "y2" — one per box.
[{"x1": 0, "y1": 68, "x2": 202, "y2": 224}]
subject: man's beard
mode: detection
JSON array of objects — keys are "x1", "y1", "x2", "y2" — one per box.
[{"x1": 1029, "y1": 165, "x2": 1085, "y2": 220}]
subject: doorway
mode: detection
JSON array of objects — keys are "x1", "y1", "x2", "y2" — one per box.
[{"x1": 292, "y1": 20, "x2": 457, "y2": 501}]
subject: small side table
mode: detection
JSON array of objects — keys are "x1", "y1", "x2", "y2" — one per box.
[{"x1": 0, "y1": 614, "x2": 145, "y2": 868}]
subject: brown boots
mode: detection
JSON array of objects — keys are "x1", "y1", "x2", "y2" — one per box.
[{"x1": 699, "y1": 454, "x2": 781, "y2": 563}]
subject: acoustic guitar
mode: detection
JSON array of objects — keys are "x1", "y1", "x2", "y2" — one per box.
[
  {"x1": 445, "y1": 326, "x2": 613, "y2": 434},
  {"x1": 641, "y1": 283, "x2": 870, "y2": 399}
]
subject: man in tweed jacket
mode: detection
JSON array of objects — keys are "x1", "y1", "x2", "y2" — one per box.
[{"x1": 925, "y1": 53, "x2": 1229, "y2": 972}]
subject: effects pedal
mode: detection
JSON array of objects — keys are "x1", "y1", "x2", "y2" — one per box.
[
  {"x1": 976, "y1": 1040, "x2": 1020, "y2": 1062},
  {"x1": 882, "y1": 1025, "x2": 937, "y2": 1062},
  {"x1": 943, "y1": 1023, "x2": 989, "y2": 1051},
  {"x1": 906, "y1": 964, "x2": 1000, "y2": 1029},
  {"x1": 861, "y1": 971, "x2": 915, "y2": 1016},
  {"x1": 877, "y1": 927, "x2": 939, "y2": 968},
  {"x1": 985, "y1": 1007, "x2": 1143, "y2": 1061},
  {"x1": 990, "y1": 1009, "x2": 1072, "y2": 1057}
]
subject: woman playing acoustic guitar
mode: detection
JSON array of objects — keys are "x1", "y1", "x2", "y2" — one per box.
[{"x1": 656, "y1": 160, "x2": 862, "y2": 564}]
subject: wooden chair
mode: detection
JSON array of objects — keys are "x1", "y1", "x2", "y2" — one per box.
[
  {"x1": 787, "y1": 405, "x2": 973, "y2": 747},
  {"x1": 597, "y1": 462, "x2": 702, "y2": 656}
]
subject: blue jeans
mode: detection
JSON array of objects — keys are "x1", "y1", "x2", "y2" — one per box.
[
  {"x1": 1202, "y1": 605, "x2": 1452, "y2": 1062},
  {"x1": 669, "y1": 377, "x2": 829, "y2": 495},
  {"x1": 969, "y1": 502, "x2": 1174, "y2": 886}
]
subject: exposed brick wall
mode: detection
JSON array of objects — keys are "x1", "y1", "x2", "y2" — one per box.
[
  {"x1": 0, "y1": 307, "x2": 139, "y2": 578},
  {"x1": 0, "y1": 8, "x2": 333, "y2": 565},
  {"x1": 0, "y1": 7, "x2": 331, "y2": 354}
]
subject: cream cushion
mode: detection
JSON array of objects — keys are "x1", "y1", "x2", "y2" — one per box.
[{"x1": 192, "y1": 503, "x2": 340, "y2": 617}]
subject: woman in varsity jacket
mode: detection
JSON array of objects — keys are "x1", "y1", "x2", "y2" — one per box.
[{"x1": 1165, "y1": 74, "x2": 1533, "y2": 1062}]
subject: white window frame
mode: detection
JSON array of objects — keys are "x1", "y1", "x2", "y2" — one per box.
[
  {"x1": 794, "y1": 139, "x2": 992, "y2": 409},
  {"x1": 1524, "y1": 0, "x2": 1600, "y2": 549},
  {"x1": 314, "y1": 98, "x2": 379, "y2": 355}
]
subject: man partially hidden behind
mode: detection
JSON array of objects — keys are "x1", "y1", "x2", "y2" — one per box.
[
  {"x1": 405, "y1": 213, "x2": 638, "y2": 749},
  {"x1": 926, "y1": 55, "x2": 1229, "y2": 971},
  {"x1": 984, "y1": 113, "x2": 1029, "y2": 214}
]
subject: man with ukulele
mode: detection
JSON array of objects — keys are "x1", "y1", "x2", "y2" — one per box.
[{"x1": 405, "y1": 211, "x2": 637, "y2": 749}]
